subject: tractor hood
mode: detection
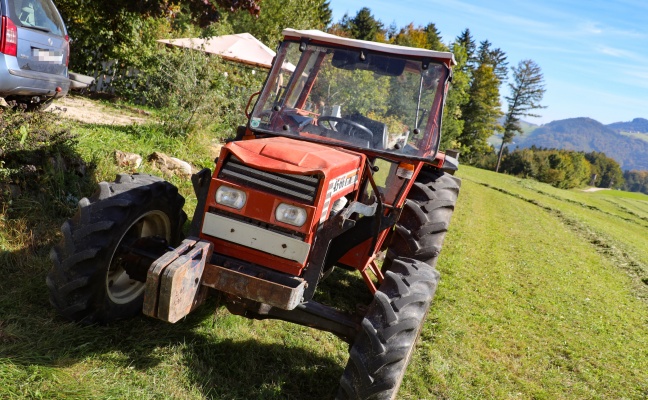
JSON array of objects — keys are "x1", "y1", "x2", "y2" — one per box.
[{"x1": 224, "y1": 137, "x2": 365, "y2": 177}]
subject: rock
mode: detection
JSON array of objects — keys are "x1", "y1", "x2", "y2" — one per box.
[
  {"x1": 115, "y1": 150, "x2": 142, "y2": 169},
  {"x1": 170, "y1": 157, "x2": 193, "y2": 176},
  {"x1": 148, "y1": 152, "x2": 193, "y2": 178}
]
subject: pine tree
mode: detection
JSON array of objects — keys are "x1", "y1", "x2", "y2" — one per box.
[
  {"x1": 457, "y1": 63, "x2": 503, "y2": 157},
  {"x1": 317, "y1": 1, "x2": 333, "y2": 29},
  {"x1": 477, "y1": 40, "x2": 508, "y2": 83},
  {"x1": 496, "y1": 59, "x2": 546, "y2": 172},
  {"x1": 455, "y1": 29, "x2": 477, "y2": 71},
  {"x1": 349, "y1": 7, "x2": 384, "y2": 41},
  {"x1": 424, "y1": 23, "x2": 446, "y2": 51}
]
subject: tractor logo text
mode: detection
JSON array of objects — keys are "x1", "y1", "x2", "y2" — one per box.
[{"x1": 329, "y1": 172, "x2": 358, "y2": 195}]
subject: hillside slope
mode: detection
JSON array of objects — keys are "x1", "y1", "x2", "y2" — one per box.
[
  {"x1": 515, "y1": 117, "x2": 648, "y2": 170},
  {"x1": 608, "y1": 117, "x2": 648, "y2": 133}
]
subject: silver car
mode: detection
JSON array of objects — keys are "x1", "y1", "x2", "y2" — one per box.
[{"x1": 0, "y1": 0, "x2": 70, "y2": 109}]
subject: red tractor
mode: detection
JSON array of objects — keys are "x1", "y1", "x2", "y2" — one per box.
[{"x1": 47, "y1": 29, "x2": 461, "y2": 399}]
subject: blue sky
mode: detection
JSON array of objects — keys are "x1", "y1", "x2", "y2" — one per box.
[{"x1": 327, "y1": 0, "x2": 648, "y2": 125}]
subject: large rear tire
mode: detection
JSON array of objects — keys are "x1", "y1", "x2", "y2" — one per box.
[
  {"x1": 47, "y1": 174, "x2": 187, "y2": 324},
  {"x1": 337, "y1": 169, "x2": 460, "y2": 399}
]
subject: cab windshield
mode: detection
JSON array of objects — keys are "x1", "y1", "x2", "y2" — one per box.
[{"x1": 250, "y1": 41, "x2": 449, "y2": 158}]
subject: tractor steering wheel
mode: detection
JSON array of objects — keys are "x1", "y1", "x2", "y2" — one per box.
[{"x1": 318, "y1": 116, "x2": 374, "y2": 141}]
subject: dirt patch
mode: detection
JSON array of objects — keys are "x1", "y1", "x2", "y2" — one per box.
[{"x1": 45, "y1": 95, "x2": 150, "y2": 125}]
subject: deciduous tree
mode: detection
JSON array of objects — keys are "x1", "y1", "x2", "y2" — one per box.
[
  {"x1": 228, "y1": 0, "x2": 323, "y2": 47},
  {"x1": 584, "y1": 151, "x2": 624, "y2": 188},
  {"x1": 440, "y1": 42, "x2": 469, "y2": 150}
]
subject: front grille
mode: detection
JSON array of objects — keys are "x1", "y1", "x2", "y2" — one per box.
[{"x1": 219, "y1": 156, "x2": 321, "y2": 204}]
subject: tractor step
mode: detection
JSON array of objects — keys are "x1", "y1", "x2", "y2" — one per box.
[
  {"x1": 202, "y1": 259, "x2": 306, "y2": 310},
  {"x1": 143, "y1": 237, "x2": 213, "y2": 323}
]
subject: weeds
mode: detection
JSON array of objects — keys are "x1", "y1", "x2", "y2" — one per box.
[{"x1": 0, "y1": 110, "x2": 95, "y2": 219}]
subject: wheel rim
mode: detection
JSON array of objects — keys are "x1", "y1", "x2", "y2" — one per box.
[{"x1": 106, "y1": 210, "x2": 171, "y2": 304}]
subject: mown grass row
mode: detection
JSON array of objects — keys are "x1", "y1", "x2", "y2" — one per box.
[
  {"x1": 417, "y1": 168, "x2": 648, "y2": 399},
  {"x1": 1, "y1": 113, "x2": 648, "y2": 398}
]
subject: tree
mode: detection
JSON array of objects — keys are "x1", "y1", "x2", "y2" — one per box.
[
  {"x1": 477, "y1": 40, "x2": 508, "y2": 83},
  {"x1": 500, "y1": 148, "x2": 592, "y2": 189},
  {"x1": 495, "y1": 59, "x2": 546, "y2": 172},
  {"x1": 455, "y1": 29, "x2": 477, "y2": 72},
  {"x1": 386, "y1": 21, "x2": 398, "y2": 41},
  {"x1": 56, "y1": 0, "x2": 262, "y2": 74},
  {"x1": 229, "y1": 0, "x2": 324, "y2": 47},
  {"x1": 440, "y1": 42, "x2": 469, "y2": 150},
  {"x1": 457, "y1": 63, "x2": 502, "y2": 157},
  {"x1": 623, "y1": 170, "x2": 648, "y2": 194},
  {"x1": 317, "y1": 1, "x2": 333, "y2": 29},
  {"x1": 584, "y1": 151, "x2": 624, "y2": 188},
  {"x1": 346, "y1": 7, "x2": 384, "y2": 41},
  {"x1": 424, "y1": 23, "x2": 446, "y2": 51},
  {"x1": 391, "y1": 23, "x2": 429, "y2": 48}
]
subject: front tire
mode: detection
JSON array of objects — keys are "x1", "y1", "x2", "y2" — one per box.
[
  {"x1": 47, "y1": 173, "x2": 187, "y2": 324},
  {"x1": 337, "y1": 169, "x2": 460, "y2": 399},
  {"x1": 337, "y1": 258, "x2": 440, "y2": 400}
]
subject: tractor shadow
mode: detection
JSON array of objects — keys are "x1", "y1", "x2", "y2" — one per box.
[{"x1": 0, "y1": 279, "x2": 344, "y2": 399}]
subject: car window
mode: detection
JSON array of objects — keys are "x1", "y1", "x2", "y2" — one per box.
[{"x1": 9, "y1": 0, "x2": 65, "y2": 36}]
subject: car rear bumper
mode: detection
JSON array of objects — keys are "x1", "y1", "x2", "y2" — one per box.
[{"x1": 0, "y1": 54, "x2": 70, "y2": 98}]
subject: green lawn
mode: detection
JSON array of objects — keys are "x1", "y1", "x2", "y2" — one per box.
[
  {"x1": 619, "y1": 131, "x2": 648, "y2": 144},
  {"x1": 2, "y1": 122, "x2": 648, "y2": 398}
]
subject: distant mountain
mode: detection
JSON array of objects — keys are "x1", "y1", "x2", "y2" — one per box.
[
  {"x1": 488, "y1": 119, "x2": 538, "y2": 147},
  {"x1": 513, "y1": 117, "x2": 648, "y2": 171},
  {"x1": 607, "y1": 118, "x2": 648, "y2": 133}
]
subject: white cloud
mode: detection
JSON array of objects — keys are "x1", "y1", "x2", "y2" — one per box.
[
  {"x1": 580, "y1": 22, "x2": 603, "y2": 35},
  {"x1": 597, "y1": 46, "x2": 636, "y2": 58}
]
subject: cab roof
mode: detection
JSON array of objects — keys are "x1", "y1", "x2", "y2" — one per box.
[{"x1": 282, "y1": 28, "x2": 456, "y2": 66}]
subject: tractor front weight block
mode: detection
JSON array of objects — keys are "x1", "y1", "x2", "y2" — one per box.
[
  {"x1": 143, "y1": 237, "x2": 213, "y2": 323},
  {"x1": 145, "y1": 237, "x2": 308, "y2": 324}
]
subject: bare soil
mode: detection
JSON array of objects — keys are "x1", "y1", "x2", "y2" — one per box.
[{"x1": 45, "y1": 95, "x2": 149, "y2": 125}]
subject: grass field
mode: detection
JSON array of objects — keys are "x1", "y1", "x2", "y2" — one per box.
[
  {"x1": 2, "y1": 113, "x2": 648, "y2": 399},
  {"x1": 619, "y1": 131, "x2": 648, "y2": 144}
]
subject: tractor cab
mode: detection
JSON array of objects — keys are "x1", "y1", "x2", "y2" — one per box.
[{"x1": 249, "y1": 29, "x2": 455, "y2": 160}]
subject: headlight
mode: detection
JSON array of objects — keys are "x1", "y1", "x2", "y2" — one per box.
[
  {"x1": 275, "y1": 203, "x2": 307, "y2": 227},
  {"x1": 216, "y1": 186, "x2": 247, "y2": 209}
]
